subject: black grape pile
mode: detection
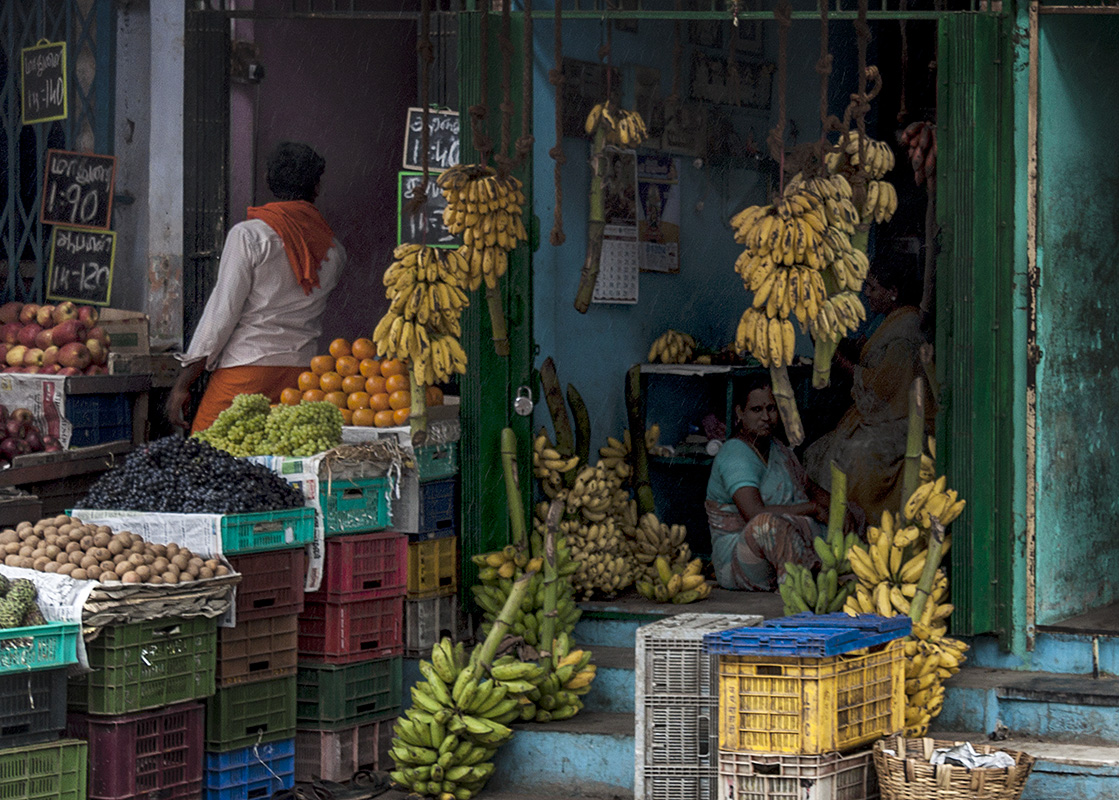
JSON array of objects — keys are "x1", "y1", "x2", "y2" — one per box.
[{"x1": 82, "y1": 436, "x2": 305, "y2": 514}]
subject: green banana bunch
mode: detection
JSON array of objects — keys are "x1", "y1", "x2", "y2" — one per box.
[
  {"x1": 778, "y1": 526, "x2": 858, "y2": 615},
  {"x1": 635, "y1": 556, "x2": 711, "y2": 604},
  {"x1": 526, "y1": 631, "x2": 596, "y2": 722}
]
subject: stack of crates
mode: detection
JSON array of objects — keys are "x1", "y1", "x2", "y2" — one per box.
[
  {"x1": 295, "y1": 474, "x2": 406, "y2": 783},
  {"x1": 702, "y1": 613, "x2": 911, "y2": 800},
  {"x1": 634, "y1": 613, "x2": 764, "y2": 800}
]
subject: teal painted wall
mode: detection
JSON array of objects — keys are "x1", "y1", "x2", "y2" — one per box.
[{"x1": 1035, "y1": 16, "x2": 1119, "y2": 625}]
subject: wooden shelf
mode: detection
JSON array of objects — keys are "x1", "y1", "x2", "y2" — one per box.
[{"x1": 0, "y1": 440, "x2": 132, "y2": 487}]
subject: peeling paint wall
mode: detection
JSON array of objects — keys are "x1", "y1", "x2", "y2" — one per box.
[{"x1": 1035, "y1": 15, "x2": 1119, "y2": 625}]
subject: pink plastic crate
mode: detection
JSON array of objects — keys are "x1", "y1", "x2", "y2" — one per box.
[
  {"x1": 294, "y1": 720, "x2": 387, "y2": 783},
  {"x1": 228, "y1": 549, "x2": 305, "y2": 621},
  {"x1": 298, "y1": 596, "x2": 404, "y2": 663},
  {"x1": 306, "y1": 532, "x2": 407, "y2": 602}
]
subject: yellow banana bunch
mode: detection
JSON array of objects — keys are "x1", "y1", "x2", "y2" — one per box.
[
  {"x1": 635, "y1": 555, "x2": 710, "y2": 603},
  {"x1": 585, "y1": 100, "x2": 649, "y2": 147},
  {"x1": 438, "y1": 165, "x2": 528, "y2": 292},
  {"x1": 629, "y1": 511, "x2": 690, "y2": 570},
  {"x1": 565, "y1": 516, "x2": 637, "y2": 599},
  {"x1": 531, "y1": 429, "x2": 580, "y2": 492},
  {"x1": 647, "y1": 329, "x2": 698, "y2": 364},
  {"x1": 903, "y1": 475, "x2": 967, "y2": 528},
  {"x1": 826, "y1": 131, "x2": 896, "y2": 181},
  {"x1": 861, "y1": 179, "x2": 899, "y2": 224}
]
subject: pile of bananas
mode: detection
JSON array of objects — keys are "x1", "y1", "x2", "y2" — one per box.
[
  {"x1": 564, "y1": 516, "x2": 637, "y2": 599},
  {"x1": 824, "y1": 131, "x2": 899, "y2": 224},
  {"x1": 522, "y1": 633, "x2": 597, "y2": 723},
  {"x1": 646, "y1": 329, "x2": 697, "y2": 364},
  {"x1": 438, "y1": 165, "x2": 528, "y2": 291},
  {"x1": 391, "y1": 638, "x2": 523, "y2": 799},
  {"x1": 629, "y1": 511, "x2": 690, "y2": 576},
  {"x1": 636, "y1": 555, "x2": 710, "y2": 603},
  {"x1": 584, "y1": 100, "x2": 649, "y2": 147},
  {"x1": 470, "y1": 546, "x2": 581, "y2": 648},
  {"x1": 373, "y1": 244, "x2": 470, "y2": 385},
  {"x1": 778, "y1": 527, "x2": 859, "y2": 615}
]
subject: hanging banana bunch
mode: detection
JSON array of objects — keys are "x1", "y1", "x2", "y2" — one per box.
[
  {"x1": 647, "y1": 329, "x2": 697, "y2": 364},
  {"x1": 373, "y1": 244, "x2": 471, "y2": 386},
  {"x1": 585, "y1": 100, "x2": 649, "y2": 148},
  {"x1": 825, "y1": 130, "x2": 899, "y2": 224}
]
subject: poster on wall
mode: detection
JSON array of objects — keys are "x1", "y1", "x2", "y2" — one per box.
[
  {"x1": 637, "y1": 154, "x2": 681, "y2": 274},
  {"x1": 593, "y1": 149, "x2": 639, "y2": 305}
]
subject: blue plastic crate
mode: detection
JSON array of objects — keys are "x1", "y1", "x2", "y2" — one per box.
[
  {"x1": 703, "y1": 614, "x2": 911, "y2": 658},
  {"x1": 203, "y1": 738, "x2": 294, "y2": 800},
  {"x1": 67, "y1": 394, "x2": 132, "y2": 447}
]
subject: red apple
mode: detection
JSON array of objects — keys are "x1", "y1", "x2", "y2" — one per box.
[
  {"x1": 48, "y1": 320, "x2": 83, "y2": 347},
  {"x1": 41, "y1": 346, "x2": 59, "y2": 366},
  {"x1": 51, "y1": 302, "x2": 78, "y2": 324},
  {"x1": 10, "y1": 409, "x2": 33, "y2": 425},
  {"x1": 0, "y1": 303, "x2": 22, "y2": 325},
  {"x1": 40, "y1": 364, "x2": 60, "y2": 375},
  {"x1": 85, "y1": 326, "x2": 110, "y2": 346},
  {"x1": 57, "y1": 367, "x2": 81, "y2": 377},
  {"x1": 17, "y1": 324, "x2": 41, "y2": 348},
  {"x1": 0, "y1": 324, "x2": 21, "y2": 345},
  {"x1": 17, "y1": 304, "x2": 38, "y2": 325},
  {"x1": 0, "y1": 346, "x2": 9, "y2": 365},
  {"x1": 5, "y1": 419, "x2": 26, "y2": 439},
  {"x1": 22, "y1": 348, "x2": 44, "y2": 367},
  {"x1": 85, "y1": 339, "x2": 107, "y2": 366},
  {"x1": 5, "y1": 346, "x2": 27, "y2": 366},
  {"x1": 58, "y1": 342, "x2": 91, "y2": 371},
  {"x1": 77, "y1": 306, "x2": 99, "y2": 327},
  {"x1": 23, "y1": 366, "x2": 40, "y2": 374},
  {"x1": 35, "y1": 306, "x2": 55, "y2": 327}
]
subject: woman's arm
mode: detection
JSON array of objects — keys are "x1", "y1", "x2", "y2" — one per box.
[{"x1": 731, "y1": 485, "x2": 820, "y2": 524}]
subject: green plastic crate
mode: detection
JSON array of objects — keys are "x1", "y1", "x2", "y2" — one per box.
[
  {"x1": 319, "y1": 476, "x2": 390, "y2": 536},
  {"x1": 0, "y1": 621, "x2": 79, "y2": 674},
  {"x1": 0, "y1": 738, "x2": 87, "y2": 800},
  {"x1": 205, "y1": 675, "x2": 296, "y2": 752},
  {"x1": 415, "y1": 442, "x2": 458, "y2": 482},
  {"x1": 295, "y1": 657, "x2": 402, "y2": 728},
  {"x1": 69, "y1": 617, "x2": 217, "y2": 715},
  {"x1": 220, "y1": 507, "x2": 316, "y2": 554}
]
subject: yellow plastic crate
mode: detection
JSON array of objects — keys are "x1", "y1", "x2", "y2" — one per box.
[
  {"x1": 406, "y1": 537, "x2": 457, "y2": 598},
  {"x1": 717, "y1": 639, "x2": 904, "y2": 755}
]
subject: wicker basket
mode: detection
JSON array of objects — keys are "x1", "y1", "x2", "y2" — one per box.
[{"x1": 874, "y1": 736, "x2": 1036, "y2": 800}]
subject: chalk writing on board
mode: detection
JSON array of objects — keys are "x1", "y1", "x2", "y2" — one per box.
[
  {"x1": 47, "y1": 227, "x2": 115, "y2": 306},
  {"x1": 403, "y1": 108, "x2": 460, "y2": 172},
  {"x1": 398, "y1": 172, "x2": 460, "y2": 248},
  {"x1": 21, "y1": 41, "x2": 67, "y2": 125},
  {"x1": 41, "y1": 150, "x2": 116, "y2": 231}
]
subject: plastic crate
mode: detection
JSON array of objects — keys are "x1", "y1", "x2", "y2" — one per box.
[
  {"x1": 320, "y1": 476, "x2": 391, "y2": 535},
  {"x1": 307, "y1": 531, "x2": 407, "y2": 602},
  {"x1": 638, "y1": 613, "x2": 766, "y2": 699},
  {"x1": 202, "y1": 738, "x2": 294, "y2": 800},
  {"x1": 298, "y1": 596, "x2": 404, "y2": 663},
  {"x1": 414, "y1": 441, "x2": 458, "y2": 482},
  {"x1": 68, "y1": 394, "x2": 132, "y2": 447},
  {"x1": 717, "y1": 639, "x2": 905, "y2": 754},
  {"x1": 295, "y1": 657, "x2": 401, "y2": 728},
  {"x1": 219, "y1": 507, "x2": 316, "y2": 555},
  {"x1": 0, "y1": 622, "x2": 79, "y2": 675},
  {"x1": 704, "y1": 614, "x2": 911, "y2": 658},
  {"x1": 406, "y1": 536, "x2": 457, "y2": 598},
  {"x1": 388, "y1": 475, "x2": 456, "y2": 536},
  {"x1": 404, "y1": 593, "x2": 459, "y2": 658},
  {"x1": 717, "y1": 749, "x2": 879, "y2": 800},
  {"x1": 66, "y1": 701, "x2": 204, "y2": 800},
  {"x1": 294, "y1": 720, "x2": 387, "y2": 783},
  {"x1": 0, "y1": 738, "x2": 87, "y2": 800},
  {"x1": 204, "y1": 676, "x2": 296, "y2": 752},
  {"x1": 68, "y1": 616, "x2": 217, "y2": 715},
  {"x1": 228, "y1": 549, "x2": 305, "y2": 621},
  {"x1": 641, "y1": 768, "x2": 715, "y2": 800},
  {"x1": 0, "y1": 668, "x2": 66, "y2": 747},
  {"x1": 216, "y1": 614, "x2": 299, "y2": 687}
]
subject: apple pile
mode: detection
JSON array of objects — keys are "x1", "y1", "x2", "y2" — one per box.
[
  {"x1": 0, "y1": 405, "x2": 61, "y2": 468},
  {"x1": 0, "y1": 302, "x2": 108, "y2": 376}
]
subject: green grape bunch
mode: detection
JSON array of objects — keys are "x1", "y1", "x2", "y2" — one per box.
[{"x1": 195, "y1": 394, "x2": 344, "y2": 457}]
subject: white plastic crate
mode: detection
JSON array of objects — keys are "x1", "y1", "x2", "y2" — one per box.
[
  {"x1": 294, "y1": 720, "x2": 387, "y2": 783},
  {"x1": 404, "y1": 593, "x2": 460, "y2": 657},
  {"x1": 717, "y1": 749, "x2": 878, "y2": 800},
  {"x1": 635, "y1": 613, "x2": 764, "y2": 800}
]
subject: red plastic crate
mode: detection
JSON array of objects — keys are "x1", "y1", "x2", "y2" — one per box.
[
  {"x1": 217, "y1": 614, "x2": 299, "y2": 687},
  {"x1": 228, "y1": 549, "x2": 305, "y2": 622},
  {"x1": 298, "y1": 597, "x2": 403, "y2": 663},
  {"x1": 66, "y1": 701, "x2": 204, "y2": 800},
  {"x1": 306, "y1": 532, "x2": 407, "y2": 603}
]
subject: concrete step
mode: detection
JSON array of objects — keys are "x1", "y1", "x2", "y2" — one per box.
[
  {"x1": 582, "y1": 645, "x2": 635, "y2": 713},
  {"x1": 967, "y1": 629, "x2": 1119, "y2": 674}
]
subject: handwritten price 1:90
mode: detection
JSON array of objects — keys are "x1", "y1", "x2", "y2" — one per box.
[{"x1": 45, "y1": 182, "x2": 99, "y2": 226}]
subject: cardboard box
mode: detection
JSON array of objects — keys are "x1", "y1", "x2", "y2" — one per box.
[
  {"x1": 99, "y1": 308, "x2": 150, "y2": 355},
  {"x1": 108, "y1": 352, "x2": 181, "y2": 387}
]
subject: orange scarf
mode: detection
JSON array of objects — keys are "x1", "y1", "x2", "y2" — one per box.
[{"x1": 247, "y1": 200, "x2": 335, "y2": 295}]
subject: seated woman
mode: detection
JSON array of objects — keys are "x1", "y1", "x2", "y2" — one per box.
[{"x1": 705, "y1": 377, "x2": 831, "y2": 591}]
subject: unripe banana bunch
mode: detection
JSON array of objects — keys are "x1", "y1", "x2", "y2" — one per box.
[
  {"x1": 777, "y1": 526, "x2": 859, "y2": 615},
  {"x1": 531, "y1": 430, "x2": 580, "y2": 490},
  {"x1": 807, "y1": 291, "x2": 867, "y2": 345},
  {"x1": 647, "y1": 329, "x2": 697, "y2": 364},
  {"x1": 826, "y1": 131, "x2": 896, "y2": 181},
  {"x1": 438, "y1": 164, "x2": 528, "y2": 291},
  {"x1": 636, "y1": 555, "x2": 710, "y2": 603},
  {"x1": 585, "y1": 100, "x2": 649, "y2": 147},
  {"x1": 524, "y1": 632, "x2": 597, "y2": 723},
  {"x1": 904, "y1": 475, "x2": 966, "y2": 529}
]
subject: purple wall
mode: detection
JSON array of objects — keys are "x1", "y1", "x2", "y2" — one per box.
[{"x1": 231, "y1": 18, "x2": 418, "y2": 348}]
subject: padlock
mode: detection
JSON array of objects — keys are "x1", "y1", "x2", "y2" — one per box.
[{"x1": 513, "y1": 386, "x2": 534, "y2": 416}]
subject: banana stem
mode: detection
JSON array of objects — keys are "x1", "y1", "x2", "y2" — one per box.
[
  {"x1": 812, "y1": 337, "x2": 839, "y2": 389},
  {"x1": 539, "y1": 357, "x2": 575, "y2": 456},
  {"x1": 574, "y1": 128, "x2": 608, "y2": 314},
  {"x1": 408, "y1": 370, "x2": 428, "y2": 447},
  {"x1": 486, "y1": 285, "x2": 510, "y2": 357},
  {"x1": 501, "y1": 427, "x2": 528, "y2": 548},
  {"x1": 899, "y1": 377, "x2": 925, "y2": 520},
  {"x1": 770, "y1": 365, "x2": 804, "y2": 447},
  {"x1": 828, "y1": 462, "x2": 848, "y2": 540},
  {"x1": 908, "y1": 517, "x2": 945, "y2": 623},
  {"x1": 539, "y1": 499, "x2": 564, "y2": 664},
  {"x1": 474, "y1": 571, "x2": 535, "y2": 669},
  {"x1": 625, "y1": 364, "x2": 656, "y2": 515}
]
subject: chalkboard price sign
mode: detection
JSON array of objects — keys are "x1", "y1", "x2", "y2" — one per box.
[
  {"x1": 403, "y1": 108, "x2": 460, "y2": 172},
  {"x1": 46, "y1": 226, "x2": 116, "y2": 306},
  {"x1": 397, "y1": 172, "x2": 461, "y2": 248},
  {"x1": 41, "y1": 149, "x2": 116, "y2": 230},
  {"x1": 21, "y1": 40, "x2": 67, "y2": 125}
]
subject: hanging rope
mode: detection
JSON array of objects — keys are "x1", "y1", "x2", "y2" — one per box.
[
  {"x1": 727, "y1": 0, "x2": 741, "y2": 107},
  {"x1": 468, "y1": 1, "x2": 494, "y2": 166},
  {"x1": 813, "y1": 0, "x2": 842, "y2": 170},
  {"x1": 512, "y1": 0, "x2": 535, "y2": 169},
  {"x1": 548, "y1": 0, "x2": 566, "y2": 245},
  {"x1": 897, "y1": 0, "x2": 909, "y2": 124},
  {"x1": 852, "y1": 0, "x2": 871, "y2": 175},
  {"x1": 494, "y1": 0, "x2": 516, "y2": 177},
  {"x1": 406, "y1": 0, "x2": 436, "y2": 217},
  {"x1": 766, "y1": 0, "x2": 793, "y2": 192}
]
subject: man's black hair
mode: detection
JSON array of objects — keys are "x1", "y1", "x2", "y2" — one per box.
[{"x1": 266, "y1": 141, "x2": 326, "y2": 202}]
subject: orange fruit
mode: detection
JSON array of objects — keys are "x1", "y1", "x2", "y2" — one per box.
[
  {"x1": 339, "y1": 408, "x2": 354, "y2": 425},
  {"x1": 341, "y1": 375, "x2": 367, "y2": 394},
  {"x1": 351, "y1": 408, "x2": 375, "y2": 427},
  {"x1": 392, "y1": 407, "x2": 410, "y2": 425},
  {"x1": 374, "y1": 409, "x2": 396, "y2": 428},
  {"x1": 359, "y1": 358, "x2": 382, "y2": 378},
  {"x1": 324, "y1": 391, "x2": 348, "y2": 409},
  {"x1": 302, "y1": 389, "x2": 325, "y2": 403},
  {"x1": 319, "y1": 371, "x2": 344, "y2": 392},
  {"x1": 380, "y1": 359, "x2": 407, "y2": 378},
  {"x1": 335, "y1": 355, "x2": 360, "y2": 377},
  {"x1": 279, "y1": 387, "x2": 302, "y2": 406},
  {"x1": 310, "y1": 355, "x2": 335, "y2": 376},
  {"x1": 298, "y1": 371, "x2": 320, "y2": 392},
  {"x1": 352, "y1": 338, "x2": 376, "y2": 360},
  {"x1": 328, "y1": 338, "x2": 352, "y2": 359},
  {"x1": 388, "y1": 389, "x2": 411, "y2": 410},
  {"x1": 425, "y1": 386, "x2": 444, "y2": 407},
  {"x1": 370, "y1": 393, "x2": 391, "y2": 412},
  {"x1": 365, "y1": 375, "x2": 387, "y2": 395},
  {"x1": 347, "y1": 392, "x2": 371, "y2": 410},
  {"x1": 385, "y1": 373, "x2": 409, "y2": 393}
]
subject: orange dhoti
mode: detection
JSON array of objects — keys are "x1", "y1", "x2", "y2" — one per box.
[{"x1": 191, "y1": 365, "x2": 305, "y2": 434}]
